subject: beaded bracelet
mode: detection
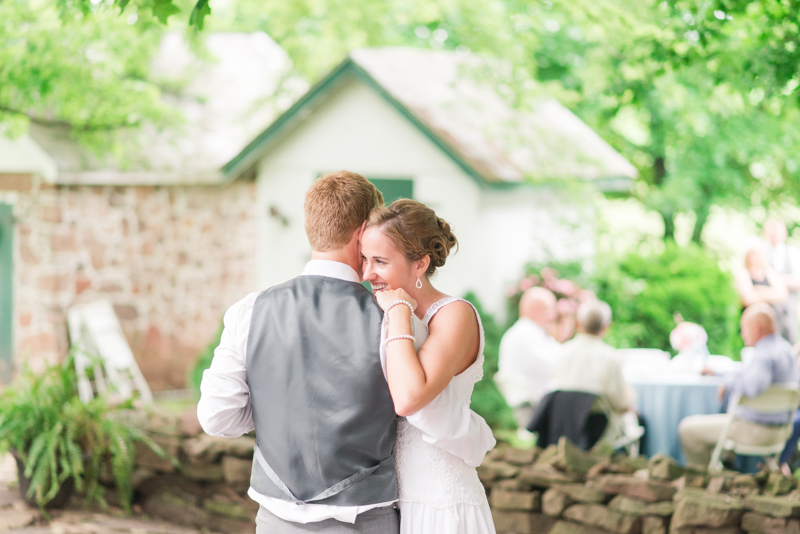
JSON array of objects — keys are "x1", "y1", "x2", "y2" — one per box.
[
  {"x1": 386, "y1": 299, "x2": 415, "y2": 314},
  {"x1": 386, "y1": 335, "x2": 415, "y2": 345}
]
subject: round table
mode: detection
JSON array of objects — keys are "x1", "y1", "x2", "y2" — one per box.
[{"x1": 630, "y1": 376, "x2": 724, "y2": 465}]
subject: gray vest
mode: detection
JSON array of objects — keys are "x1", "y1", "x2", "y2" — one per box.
[{"x1": 246, "y1": 275, "x2": 397, "y2": 506}]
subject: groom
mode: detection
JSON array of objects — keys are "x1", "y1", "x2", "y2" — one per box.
[{"x1": 197, "y1": 171, "x2": 399, "y2": 533}]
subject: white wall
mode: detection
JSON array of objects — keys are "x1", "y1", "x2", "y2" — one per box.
[
  {"x1": 476, "y1": 186, "x2": 597, "y2": 319},
  {"x1": 255, "y1": 78, "x2": 482, "y2": 301},
  {"x1": 254, "y1": 77, "x2": 596, "y2": 317},
  {"x1": 0, "y1": 134, "x2": 57, "y2": 180}
]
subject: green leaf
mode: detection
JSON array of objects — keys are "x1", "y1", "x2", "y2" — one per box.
[
  {"x1": 189, "y1": 0, "x2": 211, "y2": 30},
  {"x1": 152, "y1": 0, "x2": 181, "y2": 24}
]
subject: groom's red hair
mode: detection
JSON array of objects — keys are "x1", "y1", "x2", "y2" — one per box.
[{"x1": 304, "y1": 171, "x2": 384, "y2": 252}]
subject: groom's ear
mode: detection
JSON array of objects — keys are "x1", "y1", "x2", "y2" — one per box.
[{"x1": 359, "y1": 221, "x2": 367, "y2": 240}]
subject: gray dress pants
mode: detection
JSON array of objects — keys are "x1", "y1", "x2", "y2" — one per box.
[{"x1": 255, "y1": 505, "x2": 399, "y2": 534}]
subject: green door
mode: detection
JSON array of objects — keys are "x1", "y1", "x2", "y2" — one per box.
[
  {"x1": 0, "y1": 205, "x2": 12, "y2": 383},
  {"x1": 368, "y1": 178, "x2": 414, "y2": 204}
]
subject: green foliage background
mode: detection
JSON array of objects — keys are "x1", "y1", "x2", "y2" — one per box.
[
  {"x1": 0, "y1": 0, "x2": 175, "y2": 154},
  {"x1": 594, "y1": 242, "x2": 741, "y2": 357},
  {"x1": 463, "y1": 292, "x2": 517, "y2": 431},
  {"x1": 188, "y1": 323, "x2": 223, "y2": 395}
]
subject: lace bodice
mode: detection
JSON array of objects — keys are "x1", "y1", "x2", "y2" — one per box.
[{"x1": 383, "y1": 297, "x2": 493, "y2": 508}]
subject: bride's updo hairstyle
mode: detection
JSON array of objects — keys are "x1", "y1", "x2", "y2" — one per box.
[{"x1": 366, "y1": 199, "x2": 458, "y2": 276}]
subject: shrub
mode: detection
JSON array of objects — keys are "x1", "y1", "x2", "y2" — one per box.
[
  {"x1": 505, "y1": 260, "x2": 588, "y2": 325},
  {"x1": 0, "y1": 353, "x2": 164, "y2": 510},
  {"x1": 188, "y1": 322, "x2": 223, "y2": 395},
  {"x1": 593, "y1": 242, "x2": 740, "y2": 356},
  {"x1": 464, "y1": 292, "x2": 517, "y2": 431}
]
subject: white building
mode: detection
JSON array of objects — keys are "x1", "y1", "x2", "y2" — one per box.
[
  {"x1": 226, "y1": 47, "x2": 637, "y2": 316},
  {"x1": 0, "y1": 41, "x2": 636, "y2": 383}
]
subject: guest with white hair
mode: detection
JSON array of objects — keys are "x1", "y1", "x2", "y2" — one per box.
[{"x1": 552, "y1": 300, "x2": 634, "y2": 416}]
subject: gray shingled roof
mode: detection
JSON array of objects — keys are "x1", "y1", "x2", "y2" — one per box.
[
  {"x1": 29, "y1": 32, "x2": 299, "y2": 185},
  {"x1": 349, "y1": 47, "x2": 637, "y2": 183}
]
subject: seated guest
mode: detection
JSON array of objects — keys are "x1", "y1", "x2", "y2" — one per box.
[
  {"x1": 679, "y1": 303, "x2": 800, "y2": 467},
  {"x1": 495, "y1": 287, "x2": 559, "y2": 428},
  {"x1": 553, "y1": 300, "x2": 634, "y2": 414},
  {"x1": 779, "y1": 342, "x2": 800, "y2": 475}
]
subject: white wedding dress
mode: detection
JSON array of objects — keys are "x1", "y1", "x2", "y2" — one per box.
[{"x1": 380, "y1": 297, "x2": 497, "y2": 534}]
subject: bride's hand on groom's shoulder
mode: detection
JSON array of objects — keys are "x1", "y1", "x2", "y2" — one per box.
[{"x1": 375, "y1": 288, "x2": 416, "y2": 312}]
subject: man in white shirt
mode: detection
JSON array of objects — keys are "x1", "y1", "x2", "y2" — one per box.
[
  {"x1": 764, "y1": 219, "x2": 800, "y2": 343},
  {"x1": 197, "y1": 171, "x2": 399, "y2": 533},
  {"x1": 495, "y1": 287, "x2": 559, "y2": 428},
  {"x1": 553, "y1": 300, "x2": 634, "y2": 418}
]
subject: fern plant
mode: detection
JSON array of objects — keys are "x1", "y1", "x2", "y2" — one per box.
[{"x1": 0, "y1": 352, "x2": 163, "y2": 510}]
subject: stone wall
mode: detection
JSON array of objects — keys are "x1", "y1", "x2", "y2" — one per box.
[
  {"x1": 130, "y1": 406, "x2": 800, "y2": 534},
  {"x1": 479, "y1": 437, "x2": 800, "y2": 534},
  {"x1": 131, "y1": 405, "x2": 259, "y2": 532},
  {"x1": 11, "y1": 179, "x2": 259, "y2": 388}
]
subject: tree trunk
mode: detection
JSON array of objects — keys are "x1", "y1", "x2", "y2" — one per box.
[
  {"x1": 691, "y1": 203, "x2": 710, "y2": 245},
  {"x1": 653, "y1": 156, "x2": 667, "y2": 186},
  {"x1": 662, "y1": 211, "x2": 675, "y2": 241}
]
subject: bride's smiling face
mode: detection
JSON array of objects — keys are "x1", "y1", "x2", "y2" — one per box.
[{"x1": 361, "y1": 226, "x2": 417, "y2": 293}]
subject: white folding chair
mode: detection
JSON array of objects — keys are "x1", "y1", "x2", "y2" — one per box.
[
  {"x1": 708, "y1": 383, "x2": 800, "y2": 471},
  {"x1": 596, "y1": 397, "x2": 645, "y2": 457}
]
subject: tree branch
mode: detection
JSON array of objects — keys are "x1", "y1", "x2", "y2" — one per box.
[{"x1": 0, "y1": 105, "x2": 138, "y2": 132}]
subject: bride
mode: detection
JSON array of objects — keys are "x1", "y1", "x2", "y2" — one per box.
[{"x1": 361, "y1": 199, "x2": 497, "y2": 534}]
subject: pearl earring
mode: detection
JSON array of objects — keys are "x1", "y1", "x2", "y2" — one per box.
[{"x1": 416, "y1": 277, "x2": 423, "y2": 289}]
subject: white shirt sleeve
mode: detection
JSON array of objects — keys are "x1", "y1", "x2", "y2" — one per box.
[
  {"x1": 604, "y1": 356, "x2": 633, "y2": 413},
  {"x1": 197, "y1": 292, "x2": 259, "y2": 438},
  {"x1": 789, "y1": 245, "x2": 800, "y2": 277}
]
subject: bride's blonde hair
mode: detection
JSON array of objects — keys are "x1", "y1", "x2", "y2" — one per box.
[{"x1": 365, "y1": 199, "x2": 458, "y2": 276}]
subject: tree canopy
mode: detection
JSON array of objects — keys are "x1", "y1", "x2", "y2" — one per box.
[
  {"x1": 0, "y1": 0, "x2": 175, "y2": 152},
  {"x1": 211, "y1": 0, "x2": 800, "y2": 241}
]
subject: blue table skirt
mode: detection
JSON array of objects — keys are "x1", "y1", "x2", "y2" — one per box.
[{"x1": 631, "y1": 378, "x2": 724, "y2": 465}]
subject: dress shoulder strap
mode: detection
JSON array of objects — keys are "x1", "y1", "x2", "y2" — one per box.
[{"x1": 422, "y1": 297, "x2": 462, "y2": 327}]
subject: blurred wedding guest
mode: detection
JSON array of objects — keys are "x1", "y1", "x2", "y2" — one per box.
[
  {"x1": 734, "y1": 244, "x2": 787, "y2": 329},
  {"x1": 550, "y1": 298, "x2": 579, "y2": 343},
  {"x1": 778, "y1": 342, "x2": 800, "y2": 475},
  {"x1": 679, "y1": 303, "x2": 800, "y2": 467},
  {"x1": 495, "y1": 287, "x2": 559, "y2": 428},
  {"x1": 552, "y1": 300, "x2": 634, "y2": 415},
  {"x1": 764, "y1": 219, "x2": 800, "y2": 343}
]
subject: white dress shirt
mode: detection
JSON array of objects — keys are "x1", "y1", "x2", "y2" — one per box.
[
  {"x1": 197, "y1": 260, "x2": 394, "y2": 524},
  {"x1": 552, "y1": 333, "x2": 634, "y2": 413},
  {"x1": 769, "y1": 242, "x2": 800, "y2": 280},
  {"x1": 494, "y1": 317, "x2": 559, "y2": 408}
]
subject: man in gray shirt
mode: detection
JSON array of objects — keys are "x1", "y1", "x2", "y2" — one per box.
[{"x1": 679, "y1": 303, "x2": 800, "y2": 467}]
